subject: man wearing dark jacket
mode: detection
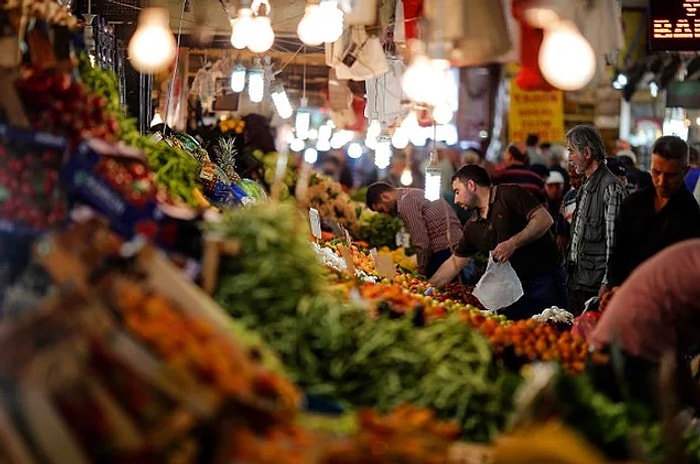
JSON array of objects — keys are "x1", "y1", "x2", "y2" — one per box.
[
  {"x1": 565, "y1": 124, "x2": 627, "y2": 314},
  {"x1": 607, "y1": 135, "x2": 700, "y2": 288}
]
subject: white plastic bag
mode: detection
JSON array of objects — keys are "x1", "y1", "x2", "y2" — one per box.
[{"x1": 472, "y1": 253, "x2": 524, "y2": 312}]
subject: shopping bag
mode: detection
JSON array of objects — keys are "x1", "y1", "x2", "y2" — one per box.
[{"x1": 472, "y1": 253, "x2": 523, "y2": 311}]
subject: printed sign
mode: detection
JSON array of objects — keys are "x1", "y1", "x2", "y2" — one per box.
[{"x1": 508, "y1": 81, "x2": 564, "y2": 144}]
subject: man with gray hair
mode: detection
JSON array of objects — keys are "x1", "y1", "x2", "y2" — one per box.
[{"x1": 565, "y1": 124, "x2": 627, "y2": 314}]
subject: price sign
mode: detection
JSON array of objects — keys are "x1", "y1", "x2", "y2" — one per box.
[
  {"x1": 337, "y1": 244, "x2": 355, "y2": 277},
  {"x1": 309, "y1": 208, "x2": 322, "y2": 240},
  {"x1": 375, "y1": 253, "x2": 396, "y2": 281}
]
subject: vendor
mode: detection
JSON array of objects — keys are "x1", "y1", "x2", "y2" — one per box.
[{"x1": 429, "y1": 165, "x2": 567, "y2": 319}]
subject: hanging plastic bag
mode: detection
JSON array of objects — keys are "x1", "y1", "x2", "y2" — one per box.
[{"x1": 472, "y1": 253, "x2": 524, "y2": 312}]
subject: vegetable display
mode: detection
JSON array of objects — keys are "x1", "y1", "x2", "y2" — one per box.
[{"x1": 206, "y1": 204, "x2": 522, "y2": 442}]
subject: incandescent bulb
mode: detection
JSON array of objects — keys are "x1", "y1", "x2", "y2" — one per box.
[
  {"x1": 538, "y1": 20, "x2": 595, "y2": 91},
  {"x1": 297, "y1": 5, "x2": 324, "y2": 46},
  {"x1": 347, "y1": 142, "x2": 363, "y2": 159},
  {"x1": 231, "y1": 9, "x2": 254, "y2": 49},
  {"x1": 318, "y1": 0, "x2": 344, "y2": 43},
  {"x1": 424, "y1": 165, "x2": 442, "y2": 201},
  {"x1": 290, "y1": 138, "x2": 305, "y2": 152},
  {"x1": 432, "y1": 104, "x2": 454, "y2": 125},
  {"x1": 304, "y1": 147, "x2": 318, "y2": 164},
  {"x1": 391, "y1": 127, "x2": 409, "y2": 149},
  {"x1": 248, "y1": 16, "x2": 275, "y2": 53},
  {"x1": 128, "y1": 8, "x2": 176, "y2": 74},
  {"x1": 400, "y1": 168, "x2": 413, "y2": 186}
]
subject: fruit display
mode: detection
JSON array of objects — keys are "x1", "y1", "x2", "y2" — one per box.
[
  {"x1": 94, "y1": 154, "x2": 156, "y2": 208},
  {"x1": 77, "y1": 55, "x2": 201, "y2": 207},
  {"x1": 16, "y1": 67, "x2": 120, "y2": 146},
  {"x1": 0, "y1": 125, "x2": 67, "y2": 232},
  {"x1": 252, "y1": 149, "x2": 298, "y2": 201}
]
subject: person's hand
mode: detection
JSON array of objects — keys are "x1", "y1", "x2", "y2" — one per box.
[
  {"x1": 492, "y1": 239, "x2": 517, "y2": 263},
  {"x1": 598, "y1": 284, "x2": 610, "y2": 299}
]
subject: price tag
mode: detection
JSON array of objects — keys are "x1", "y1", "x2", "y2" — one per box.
[
  {"x1": 375, "y1": 253, "x2": 396, "y2": 281},
  {"x1": 337, "y1": 244, "x2": 355, "y2": 277},
  {"x1": 309, "y1": 208, "x2": 322, "y2": 240}
]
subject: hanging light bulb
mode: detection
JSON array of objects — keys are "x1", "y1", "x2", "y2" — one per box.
[
  {"x1": 316, "y1": 139, "x2": 331, "y2": 151},
  {"x1": 231, "y1": 8, "x2": 254, "y2": 50},
  {"x1": 304, "y1": 147, "x2": 318, "y2": 164},
  {"x1": 367, "y1": 117, "x2": 382, "y2": 140},
  {"x1": 374, "y1": 135, "x2": 392, "y2": 169},
  {"x1": 330, "y1": 132, "x2": 346, "y2": 149},
  {"x1": 297, "y1": 5, "x2": 325, "y2": 46},
  {"x1": 424, "y1": 152, "x2": 441, "y2": 201},
  {"x1": 318, "y1": 0, "x2": 344, "y2": 43},
  {"x1": 271, "y1": 84, "x2": 293, "y2": 119},
  {"x1": 347, "y1": 142, "x2": 363, "y2": 159},
  {"x1": 295, "y1": 98, "x2": 311, "y2": 140},
  {"x1": 230, "y1": 62, "x2": 246, "y2": 93},
  {"x1": 318, "y1": 124, "x2": 333, "y2": 141},
  {"x1": 401, "y1": 54, "x2": 452, "y2": 105},
  {"x1": 400, "y1": 167, "x2": 413, "y2": 186},
  {"x1": 539, "y1": 20, "x2": 595, "y2": 91},
  {"x1": 248, "y1": 16, "x2": 275, "y2": 53},
  {"x1": 128, "y1": 8, "x2": 176, "y2": 74},
  {"x1": 290, "y1": 138, "x2": 305, "y2": 152},
  {"x1": 247, "y1": 66, "x2": 265, "y2": 103},
  {"x1": 432, "y1": 103, "x2": 454, "y2": 125},
  {"x1": 391, "y1": 126, "x2": 409, "y2": 149}
]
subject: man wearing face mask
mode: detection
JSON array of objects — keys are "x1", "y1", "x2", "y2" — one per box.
[
  {"x1": 565, "y1": 124, "x2": 627, "y2": 314},
  {"x1": 429, "y1": 165, "x2": 566, "y2": 319},
  {"x1": 606, "y1": 135, "x2": 700, "y2": 289}
]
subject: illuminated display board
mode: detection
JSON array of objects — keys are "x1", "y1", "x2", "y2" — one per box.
[{"x1": 650, "y1": 0, "x2": 700, "y2": 51}]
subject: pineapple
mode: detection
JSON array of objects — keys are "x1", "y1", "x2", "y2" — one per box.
[{"x1": 213, "y1": 137, "x2": 242, "y2": 183}]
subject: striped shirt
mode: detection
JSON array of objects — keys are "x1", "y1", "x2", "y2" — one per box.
[
  {"x1": 396, "y1": 189, "x2": 463, "y2": 274},
  {"x1": 492, "y1": 166, "x2": 547, "y2": 203}
]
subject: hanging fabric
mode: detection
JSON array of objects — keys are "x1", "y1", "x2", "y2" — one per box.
[
  {"x1": 364, "y1": 58, "x2": 405, "y2": 125},
  {"x1": 327, "y1": 26, "x2": 389, "y2": 80}
]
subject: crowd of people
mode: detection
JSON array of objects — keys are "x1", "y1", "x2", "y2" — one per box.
[{"x1": 364, "y1": 124, "x2": 700, "y2": 325}]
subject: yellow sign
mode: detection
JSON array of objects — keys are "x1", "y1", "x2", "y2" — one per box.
[{"x1": 508, "y1": 81, "x2": 564, "y2": 144}]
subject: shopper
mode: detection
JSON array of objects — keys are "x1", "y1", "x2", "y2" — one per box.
[
  {"x1": 544, "y1": 170, "x2": 565, "y2": 235},
  {"x1": 492, "y1": 143, "x2": 547, "y2": 203},
  {"x1": 587, "y1": 239, "x2": 700, "y2": 409},
  {"x1": 607, "y1": 135, "x2": 700, "y2": 288},
  {"x1": 366, "y1": 182, "x2": 463, "y2": 278},
  {"x1": 565, "y1": 124, "x2": 626, "y2": 314},
  {"x1": 429, "y1": 165, "x2": 566, "y2": 319},
  {"x1": 591, "y1": 238, "x2": 700, "y2": 363}
]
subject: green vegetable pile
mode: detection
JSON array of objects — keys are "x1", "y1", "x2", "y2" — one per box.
[
  {"x1": 516, "y1": 363, "x2": 700, "y2": 463},
  {"x1": 206, "y1": 203, "x2": 521, "y2": 442},
  {"x1": 78, "y1": 55, "x2": 200, "y2": 205},
  {"x1": 356, "y1": 209, "x2": 404, "y2": 250}
]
